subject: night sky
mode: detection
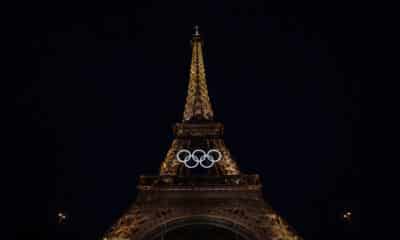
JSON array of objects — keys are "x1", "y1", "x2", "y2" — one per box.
[{"x1": 13, "y1": 1, "x2": 359, "y2": 239}]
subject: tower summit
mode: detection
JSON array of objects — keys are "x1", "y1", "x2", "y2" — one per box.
[
  {"x1": 183, "y1": 26, "x2": 214, "y2": 122},
  {"x1": 103, "y1": 28, "x2": 303, "y2": 240}
]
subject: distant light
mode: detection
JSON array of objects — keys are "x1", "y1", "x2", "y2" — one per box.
[
  {"x1": 340, "y1": 210, "x2": 352, "y2": 223},
  {"x1": 57, "y1": 211, "x2": 67, "y2": 224}
]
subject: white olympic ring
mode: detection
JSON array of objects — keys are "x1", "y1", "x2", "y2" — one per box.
[{"x1": 176, "y1": 149, "x2": 222, "y2": 169}]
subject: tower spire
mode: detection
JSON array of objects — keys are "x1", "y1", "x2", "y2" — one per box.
[
  {"x1": 194, "y1": 25, "x2": 200, "y2": 36},
  {"x1": 183, "y1": 26, "x2": 214, "y2": 122}
]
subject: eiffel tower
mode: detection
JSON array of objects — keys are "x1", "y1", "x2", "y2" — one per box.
[{"x1": 103, "y1": 27, "x2": 303, "y2": 240}]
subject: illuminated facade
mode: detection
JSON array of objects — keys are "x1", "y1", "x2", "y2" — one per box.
[{"x1": 103, "y1": 29, "x2": 303, "y2": 240}]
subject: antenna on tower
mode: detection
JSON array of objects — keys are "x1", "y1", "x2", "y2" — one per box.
[{"x1": 194, "y1": 25, "x2": 200, "y2": 36}]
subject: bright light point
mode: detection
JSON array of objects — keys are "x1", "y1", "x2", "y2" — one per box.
[
  {"x1": 57, "y1": 211, "x2": 67, "y2": 223},
  {"x1": 340, "y1": 210, "x2": 352, "y2": 223}
]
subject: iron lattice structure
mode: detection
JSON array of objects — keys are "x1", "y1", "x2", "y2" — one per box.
[{"x1": 103, "y1": 29, "x2": 303, "y2": 240}]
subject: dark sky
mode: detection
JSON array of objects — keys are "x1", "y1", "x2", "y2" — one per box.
[{"x1": 12, "y1": 1, "x2": 359, "y2": 239}]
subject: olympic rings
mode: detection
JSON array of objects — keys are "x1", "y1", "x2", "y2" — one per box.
[{"x1": 176, "y1": 149, "x2": 222, "y2": 169}]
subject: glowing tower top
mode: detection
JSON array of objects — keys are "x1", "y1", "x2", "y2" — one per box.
[{"x1": 183, "y1": 26, "x2": 214, "y2": 122}]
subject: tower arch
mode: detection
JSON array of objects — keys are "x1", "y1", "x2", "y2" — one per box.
[{"x1": 143, "y1": 215, "x2": 259, "y2": 240}]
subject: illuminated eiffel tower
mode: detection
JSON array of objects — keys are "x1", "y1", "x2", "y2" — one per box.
[{"x1": 103, "y1": 27, "x2": 303, "y2": 240}]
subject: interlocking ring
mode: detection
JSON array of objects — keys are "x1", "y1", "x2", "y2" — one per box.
[{"x1": 176, "y1": 149, "x2": 222, "y2": 169}]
